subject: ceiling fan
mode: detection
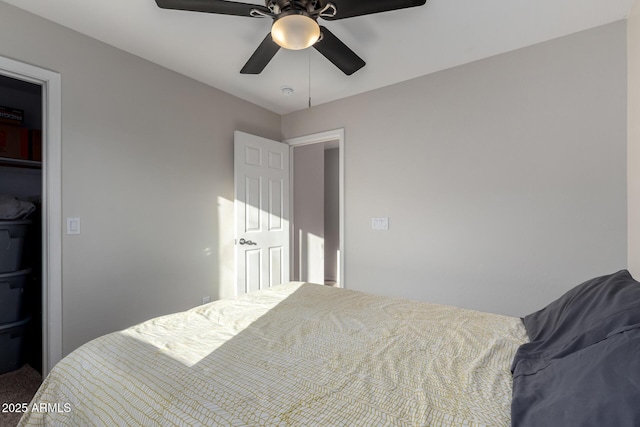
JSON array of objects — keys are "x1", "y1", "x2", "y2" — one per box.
[{"x1": 155, "y1": 0, "x2": 427, "y2": 75}]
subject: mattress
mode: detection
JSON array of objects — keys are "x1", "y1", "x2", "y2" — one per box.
[{"x1": 19, "y1": 282, "x2": 528, "y2": 426}]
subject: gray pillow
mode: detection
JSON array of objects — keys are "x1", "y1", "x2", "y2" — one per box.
[
  {"x1": 511, "y1": 323, "x2": 640, "y2": 427},
  {"x1": 511, "y1": 270, "x2": 640, "y2": 426},
  {"x1": 515, "y1": 269, "x2": 640, "y2": 363}
]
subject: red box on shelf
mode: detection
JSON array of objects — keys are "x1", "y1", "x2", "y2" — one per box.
[
  {"x1": 30, "y1": 129, "x2": 42, "y2": 161},
  {"x1": 0, "y1": 124, "x2": 29, "y2": 160}
]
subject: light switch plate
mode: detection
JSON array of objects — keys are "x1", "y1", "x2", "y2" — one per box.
[
  {"x1": 66, "y1": 217, "x2": 81, "y2": 235},
  {"x1": 372, "y1": 217, "x2": 389, "y2": 230}
]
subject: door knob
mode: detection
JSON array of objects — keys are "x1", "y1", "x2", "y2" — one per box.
[{"x1": 238, "y1": 238, "x2": 257, "y2": 245}]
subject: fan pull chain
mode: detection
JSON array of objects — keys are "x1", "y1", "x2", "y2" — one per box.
[{"x1": 308, "y1": 53, "x2": 312, "y2": 108}]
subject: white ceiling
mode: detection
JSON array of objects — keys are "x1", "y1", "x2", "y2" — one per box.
[{"x1": 2, "y1": 0, "x2": 635, "y2": 114}]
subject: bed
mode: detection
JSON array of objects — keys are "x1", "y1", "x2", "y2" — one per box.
[{"x1": 18, "y1": 270, "x2": 640, "y2": 426}]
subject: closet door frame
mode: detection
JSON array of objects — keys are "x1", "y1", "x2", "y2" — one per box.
[{"x1": 0, "y1": 55, "x2": 62, "y2": 376}]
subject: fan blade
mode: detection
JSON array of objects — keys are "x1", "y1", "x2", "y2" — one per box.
[
  {"x1": 320, "y1": 0, "x2": 426, "y2": 20},
  {"x1": 155, "y1": 0, "x2": 270, "y2": 17},
  {"x1": 313, "y1": 26, "x2": 365, "y2": 75},
  {"x1": 240, "y1": 33, "x2": 280, "y2": 74}
]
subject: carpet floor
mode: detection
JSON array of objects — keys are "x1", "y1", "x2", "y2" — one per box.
[{"x1": 0, "y1": 365, "x2": 42, "y2": 427}]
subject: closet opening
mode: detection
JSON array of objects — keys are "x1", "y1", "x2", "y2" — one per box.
[
  {"x1": 0, "y1": 55, "x2": 62, "y2": 382},
  {"x1": 0, "y1": 74, "x2": 43, "y2": 375}
]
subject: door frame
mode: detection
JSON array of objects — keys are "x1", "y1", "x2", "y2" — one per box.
[
  {"x1": 285, "y1": 128, "x2": 345, "y2": 287},
  {"x1": 0, "y1": 55, "x2": 62, "y2": 376}
]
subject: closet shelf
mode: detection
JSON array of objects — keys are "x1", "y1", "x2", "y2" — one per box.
[{"x1": 0, "y1": 157, "x2": 42, "y2": 169}]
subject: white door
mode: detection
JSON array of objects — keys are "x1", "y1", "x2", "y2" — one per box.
[{"x1": 234, "y1": 131, "x2": 290, "y2": 295}]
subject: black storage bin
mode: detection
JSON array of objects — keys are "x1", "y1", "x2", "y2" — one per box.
[
  {"x1": 0, "y1": 220, "x2": 31, "y2": 273},
  {"x1": 0, "y1": 269, "x2": 31, "y2": 324},
  {"x1": 0, "y1": 317, "x2": 30, "y2": 374}
]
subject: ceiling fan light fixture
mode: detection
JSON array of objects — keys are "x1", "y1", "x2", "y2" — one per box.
[{"x1": 271, "y1": 14, "x2": 320, "y2": 50}]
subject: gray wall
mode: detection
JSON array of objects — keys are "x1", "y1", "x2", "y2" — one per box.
[
  {"x1": 0, "y1": 2, "x2": 281, "y2": 354},
  {"x1": 293, "y1": 143, "x2": 325, "y2": 283},
  {"x1": 283, "y1": 22, "x2": 628, "y2": 317},
  {"x1": 629, "y1": 1, "x2": 640, "y2": 277}
]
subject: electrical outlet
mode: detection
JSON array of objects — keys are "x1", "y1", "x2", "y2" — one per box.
[{"x1": 201, "y1": 296, "x2": 211, "y2": 305}]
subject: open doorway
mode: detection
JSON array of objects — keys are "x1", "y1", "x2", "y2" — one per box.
[
  {"x1": 287, "y1": 129, "x2": 344, "y2": 287},
  {"x1": 0, "y1": 75, "x2": 43, "y2": 377},
  {"x1": 0, "y1": 55, "x2": 62, "y2": 377}
]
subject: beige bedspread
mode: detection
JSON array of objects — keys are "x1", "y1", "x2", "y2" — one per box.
[{"x1": 20, "y1": 282, "x2": 528, "y2": 426}]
